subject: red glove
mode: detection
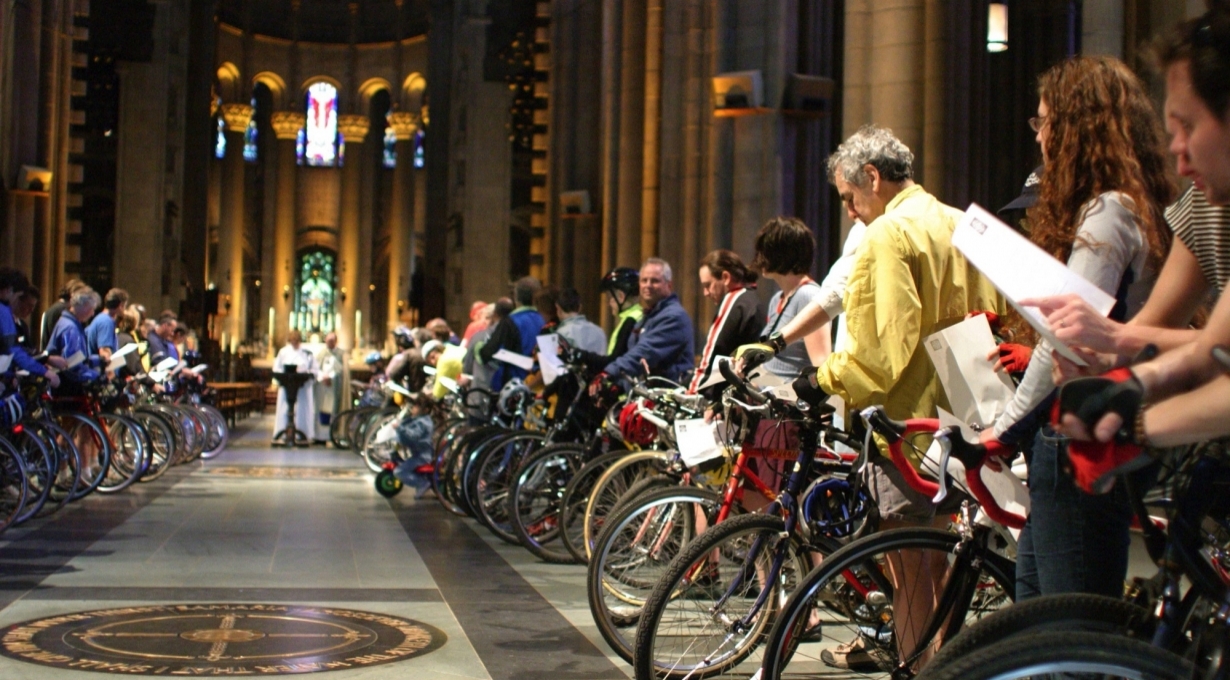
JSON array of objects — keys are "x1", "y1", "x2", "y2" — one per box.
[
  {"x1": 1052, "y1": 368, "x2": 1151, "y2": 494},
  {"x1": 967, "y1": 310, "x2": 1002, "y2": 334},
  {"x1": 995, "y1": 343, "x2": 1032, "y2": 373}
]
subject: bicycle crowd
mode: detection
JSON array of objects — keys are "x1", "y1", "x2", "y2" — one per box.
[
  {"x1": 333, "y1": 9, "x2": 1230, "y2": 678},
  {"x1": 0, "y1": 268, "x2": 229, "y2": 536}
]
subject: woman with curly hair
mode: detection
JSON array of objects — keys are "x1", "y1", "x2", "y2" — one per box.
[{"x1": 980, "y1": 55, "x2": 1175, "y2": 601}]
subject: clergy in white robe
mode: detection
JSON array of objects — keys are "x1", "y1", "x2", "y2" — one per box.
[
  {"x1": 314, "y1": 332, "x2": 351, "y2": 432},
  {"x1": 273, "y1": 330, "x2": 320, "y2": 443}
]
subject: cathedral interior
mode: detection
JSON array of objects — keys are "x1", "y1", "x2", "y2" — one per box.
[{"x1": 0, "y1": 0, "x2": 1198, "y2": 362}]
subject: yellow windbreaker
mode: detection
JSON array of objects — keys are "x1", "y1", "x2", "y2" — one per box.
[{"x1": 816, "y1": 184, "x2": 1006, "y2": 442}]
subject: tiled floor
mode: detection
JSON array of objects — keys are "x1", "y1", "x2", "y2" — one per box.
[{"x1": 0, "y1": 416, "x2": 630, "y2": 679}]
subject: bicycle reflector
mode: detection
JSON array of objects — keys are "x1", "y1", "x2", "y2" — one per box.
[{"x1": 619, "y1": 399, "x2": 657, "y2": 447}]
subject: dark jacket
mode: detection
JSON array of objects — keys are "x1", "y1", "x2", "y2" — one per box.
[
  {"x1": 604, "y1": 294, "x2": 695, "y2": 384},
  {"x1": 688, "y1": 286, "x2": 765, "y2": 396}
]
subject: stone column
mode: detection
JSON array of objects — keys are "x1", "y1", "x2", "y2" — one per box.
[
  {"x1": 216, "y1": 102, "x2": 253, "y2": 342},
  {"x1": 386, "y1": 111, "x2": 417, "y2": 334},
  {"x1": 270, "y1": 111, "x2": 303, "y2": 348},
  {"x1": 336, "y1": 114, "x2": 369, "y2": 351}
]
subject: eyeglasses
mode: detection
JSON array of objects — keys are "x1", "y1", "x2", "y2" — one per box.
[{"x1": 1028, "y1": 116, "x2": 1049, "y2": 133}]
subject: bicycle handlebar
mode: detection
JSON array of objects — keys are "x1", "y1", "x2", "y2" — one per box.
[
  {"x1": 717, "y1": 357, "x2": 768, "y2": 406},
  {"x1": 860, "y1": 406, "x2": 1026, "y2": 530}
]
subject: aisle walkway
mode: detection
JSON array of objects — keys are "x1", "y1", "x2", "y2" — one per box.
[{"x1": 0, "y1": 417, "x2": 631, "y2": 679}]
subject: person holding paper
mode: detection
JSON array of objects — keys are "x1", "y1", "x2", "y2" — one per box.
[
  {"x1": 273, "y1": 329, "x2": 320, "y2": 443},
  {"x1": 423, "y1": 340, "x2": 466, "y2": 400},
  {"x1": 0, "y1": 269, "x2": 59, "y2": 388},
  {"x1": 146, "y1": 311, "x2": 181, "y2": 366},
  {"x1": 976, "y1": 56, "x2": 1175, "y2": 602},
  {"x1": 47, "y1": 287, "x2": 103, "y2": 389},
  {"x1": 478, "y1": 276, "x2": 544, "y2": 389},
  {"x1": 689, "y1": 249, "x2": 764, "y2": 396},
  {"x1": 776, "y1": 125, "x2": 1006, "y2": 669},
  {"x1": 85, "y1": 288, "x2": 128, "y2": 365},
  {"x1": 115, "y1": 309, "x2": 144, "y2": 377}
]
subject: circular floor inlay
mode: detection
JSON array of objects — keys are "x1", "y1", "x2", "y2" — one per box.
[{"x1": 0, "y1": 604, "x2": 446, "y2": 675}]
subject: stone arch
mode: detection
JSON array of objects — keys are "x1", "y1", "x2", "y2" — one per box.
[
  {"x1": 215, "y1": 62, "x2": 242, "y2": 102},
  {"x1": 299, "y1": 75, "x2": 344, "y2": 105},
  {"x1": 252, "y1": 71, "x2": 288, "y2": 110},
  {"x1": 401, "y1": 73, "x2": 426, "y2": 113},
  {"x1": 358, "y1": 77, "x2": 394, "y2": 109}
]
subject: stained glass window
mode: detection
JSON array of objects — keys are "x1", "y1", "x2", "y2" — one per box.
[
  {"x1": 293, "y1": 250, "x2": 336, "y2": 335},
  {"x1": 303, "y1": 82, "x2": 339, "y2": 167},
  {"x1": 214, "y1": 117, "x2": 226, "y2": 159},
  {"x1": 295, "y1": 128, "x2": 305, "y2": 164},
  {"x1": 383, "y1": 126, "x2": 397, "y2": 169},
  {"x1": 243, "y1": 97, "x2": 258, "y2": 162},
  {"x1": 413, "y1": 129, "x2": 425, "y2": 169}
]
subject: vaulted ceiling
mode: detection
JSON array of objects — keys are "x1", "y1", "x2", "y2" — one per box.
[{"x1": 216, "y1": 0, "x2": 429, "y2": 45}]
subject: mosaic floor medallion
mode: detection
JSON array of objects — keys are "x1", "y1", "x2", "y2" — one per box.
[{"x1": 0, "y1": 604, "x2": 446, "y2": 675}]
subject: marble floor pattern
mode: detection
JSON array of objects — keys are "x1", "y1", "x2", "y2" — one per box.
[{"x1": 0, "y1": 416, "x2": 630, "y2": 680}]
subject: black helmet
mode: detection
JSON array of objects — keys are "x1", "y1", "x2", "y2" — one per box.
[
  {"x1": 600, "y1": 267, "x2": 640, "y2": 297},
  {"x1": 391, "y1": 325, "x2": 415, "y2": 350}
]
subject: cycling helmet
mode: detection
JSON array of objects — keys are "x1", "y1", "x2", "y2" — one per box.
[
  {"x1": 391, "y1": 325, "x2": 415, "y2": 350},
  {"x1": 618, "y1": 398, "x2": 658, "y2": 447},
  {"x1": 364, "y1": 350, "x2": 383, "y2": 365},
  {"x1": 498, "y1": 378, "x2": 532, "y2": 416},
  {"x1": 599, "y1": 267, "x2": 640, "y2": 298}
]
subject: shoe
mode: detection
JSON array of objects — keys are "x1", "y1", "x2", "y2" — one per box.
[{"x1": 820, "y1": 636, "x2": 894, "y2": 672}]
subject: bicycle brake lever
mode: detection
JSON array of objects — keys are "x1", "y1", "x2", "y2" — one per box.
[{"x1": 932, "y1": 432, "x2": 954, "y2": 504}]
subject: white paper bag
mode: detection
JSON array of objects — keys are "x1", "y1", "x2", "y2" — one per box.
[{"x1": 924, "y1": 314, "x2": 1015, "y2": 428}]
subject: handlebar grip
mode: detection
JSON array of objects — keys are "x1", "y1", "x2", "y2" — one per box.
[
  {"x1": 963, "y1": 468, "x2": 1027, "y2": 529},
  {"x1": 717, "y1": 358, "x2": 767, "y2": 405}
]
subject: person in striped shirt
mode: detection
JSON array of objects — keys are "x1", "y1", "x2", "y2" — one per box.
[{"x1": 689, "y1": 250, "x2": 764, "y2": 397}]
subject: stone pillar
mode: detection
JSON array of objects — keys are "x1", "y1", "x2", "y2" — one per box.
[
  {"x1": 599, "y1": 0, "x2": 624, "y2": 287},
  {"x1": 1083, "y1": 0, "x2": 1125, "y2": 58},
  {"x1": 336, "y1": 114, "x2": 369, "y2": 350},
  {"x1": 216, "y1": 102, "x2": 253, "y2": 342},
  {"x1": 386, "y1": 111, "x2": 417, "y2": 334},
  {"x1": 615, "y1": 0, "x2": 646, "y2": 269},
  {"x1": 270, "y1": 111, "x2": 303, "y2": 348}
]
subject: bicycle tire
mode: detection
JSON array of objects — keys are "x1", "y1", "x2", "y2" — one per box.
[
  {"x1": 131, "y1": 409, "x2": 175, "y2": 482},
  {"x1": 10, "y1": 427, "x2": 54, "y2": 524},
  {"x1": 59, "y1": 413, "x2": 113, "y2": 499},
  {"x1": 507, "y1": 442, "x2": 588, "y2": 562},
  {"x1": 584, "y1": 451, "x2": 672, "y2": 560},
  {"x1": 633, "y1": 512, "x2": 815, "y2": 679},
  {"x1": 196, "y1": 404, "x2": 229, "y2": 459},
  {"x1": 917, "y1": 630, "x2": 1192, "y2": 680},
  {"x1": 758, "y1": 526, "x2": 1016, "y2": 680},
  {"x1": 95, "y1": 414, "x2": 145, "y2": 494},
  {"x1": 923, "y1": 592, "x2": 1153, "y2": 677},
  {"x1": 0, "y1": 437, "x2": 28, "y2": 534},
  {"x1": 26, "y1": 420, "x2": 79, "y2": 515},
  {"x1": 588, "y1": 486, "x2": 723, "y2": 662},
  {"x1": 470, "y1": 432, "x2": 545, "y2": 543},
  {"x1": 560, "y1": 450, "x2": 635, "y2": 564}
]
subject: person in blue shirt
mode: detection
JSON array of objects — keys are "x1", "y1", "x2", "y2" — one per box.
[
  {"x1": 146, "y1": 311, "x2": 181, "y2": 366},
  {"x1": 46, "y1": 287, "x2": 102, "y2": 387},
  {"x1": 594, "y1": 258, "x2": 696, "y2": 388},
  {"x1": 85, "y1": 288, "x2": 128, "y2": 364},
  {"x1": 479, "y1": 276, "x2": 545, "y2": 388},
  {"x1": 0, "y1": 268, "x2": 61, "y2": 387}
]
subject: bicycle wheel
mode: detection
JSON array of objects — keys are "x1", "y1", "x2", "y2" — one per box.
[
  {"x1": 758, "y1": 526, "x2": 1016, "y2": 680},
  {"x1": 916, "y1": 630, "x2": 1192, "y2": 680},
  {"x1": 560, "y1": 450, "x2": 634, "y2": 564},
  {"x1": 26, "y1": 420, "x2": 79, "y2": 515},
  {"x1": 131, "y1": 409, "x2": 175, "y2": 482},
  {"x1": 923, "y1": 592, "x2": 1153, "y2": 677},
  {"x1": 0, "y1": 437, "x2": 28, "y2": 533},
  {"x1": 10, "y1": 427, "x2": 54, "y2": 524},
  {"x1": 588, "y1": 486, "x2": 723, "y2": 662},
  {"x1": 59, "y1": 413, "x2": 113, "y2": 499},
  {"x1": 506, "y1": 442, "x2": 587, "y2": 562},
  {"x1": 584, "y1": 451, "x2": 673, "y2": 560},
  {"x1": 95, "y1": 414, "x2": 145, "y2": 494},
  {"x1": 633, "y1": 513, "x2": 815, "y2": 680},
  {"x1": 360, "y1": 412, "x2": 403, "y2": 473},
  {"x1": 471, "y1": 432, "x2": 545, "y2": 544},
  {"x1": 196, "y1": 404, "x2": 229, "y2": 459}
]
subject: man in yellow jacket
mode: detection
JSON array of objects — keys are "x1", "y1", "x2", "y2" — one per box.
[{"x1": 739, "y1": 124, "x2": 1005, "y2": 670}]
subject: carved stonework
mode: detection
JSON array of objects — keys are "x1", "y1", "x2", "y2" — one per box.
[
  {"x1": 271, "y1": 111, "x2": 306, "y2": 140},
  {"x1": 386, "y1": 111, "x2": 418, "y2": 141},
  {"x1": 220, "y1": 103, "x2": 254, "y2": 133},
  {"x1": 337, "y1": 114, "x2": 370, "y2": 144}
]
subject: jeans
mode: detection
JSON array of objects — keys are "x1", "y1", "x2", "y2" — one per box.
[{"x1": 1016, "y1": 427, "x2": 1133, "y2": 600}]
